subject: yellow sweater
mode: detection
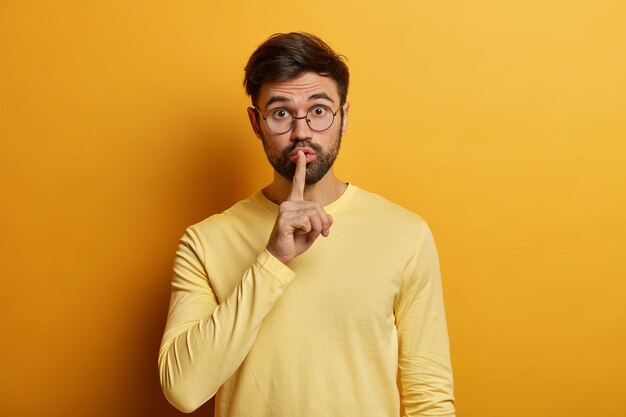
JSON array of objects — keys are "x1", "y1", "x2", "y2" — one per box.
[{"x1": 159, "y1": 184, "x2": 455, "y2": 416}]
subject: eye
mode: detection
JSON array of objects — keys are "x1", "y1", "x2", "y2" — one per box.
[
  {"x1": 269, "y1": 108, "x2": 291, "y2": 120},
  {"x1": 309, "y1": 105, "x2": 328, "y2": 117}
]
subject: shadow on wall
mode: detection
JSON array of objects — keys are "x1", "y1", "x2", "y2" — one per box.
[{"x1": 126, "y1": 119, "x2": 257, "y2": 417}]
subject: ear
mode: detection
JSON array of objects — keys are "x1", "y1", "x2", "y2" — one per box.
[
  {"x1": 341, "y1": 102, "x2": 350, "y2": 134},
  {"x1": 247, "y1": 107, "x2": 262, "y2": 139}
]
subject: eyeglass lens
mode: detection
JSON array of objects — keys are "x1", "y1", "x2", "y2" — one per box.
[{"x1": 265, "y1": 105, "x2": 335, "y2": 134}]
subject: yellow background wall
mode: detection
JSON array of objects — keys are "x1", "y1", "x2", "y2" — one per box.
[{"x1": 1, "y1": 1, "x2": 625, "y2": 416}]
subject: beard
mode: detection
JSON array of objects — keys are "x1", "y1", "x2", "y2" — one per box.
[{"x1": 260, "y1": 120, "x2": 343, "y2": 186}]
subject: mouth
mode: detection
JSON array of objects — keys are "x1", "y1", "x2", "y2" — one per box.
[{"x1": 289, "y1": 146, "x2": 317, "y2": 163}]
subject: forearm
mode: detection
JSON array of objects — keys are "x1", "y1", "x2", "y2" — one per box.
[
  {"x1": 159, "y1": 247, "x2": 294, "y2": 413},
  {"x1": 398, "y1": 345, "x2": 455, "y2": 416}
]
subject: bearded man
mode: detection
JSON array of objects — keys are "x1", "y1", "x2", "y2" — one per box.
[{"x1": 159, "y1": 32, "x2": 456, "y2": 417}]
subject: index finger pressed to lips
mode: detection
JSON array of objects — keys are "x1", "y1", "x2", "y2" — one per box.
[{"x1": 289, "y1": 150, "x2": 306, "y2": 201}]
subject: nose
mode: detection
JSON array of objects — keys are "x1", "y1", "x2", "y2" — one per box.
[{"x1": 290, "y1": 115, "x2": 312, "y2": 141}]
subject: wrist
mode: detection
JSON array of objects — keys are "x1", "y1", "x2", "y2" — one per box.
[{"x1": 266, "y1": 246, "x2": 291, "y2": 265}]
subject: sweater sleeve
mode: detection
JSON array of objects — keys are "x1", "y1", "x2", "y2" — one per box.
[
  {"x1": 394, "y1": 224, "x2": 455, "y2": 417},
  {"x1": 158, "y1": 227, "x2": 295, "y2": 413}
]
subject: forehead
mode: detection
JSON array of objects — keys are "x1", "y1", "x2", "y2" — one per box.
[{"x1": 257, "y1": 72, "x2": 340, "y2": 108}]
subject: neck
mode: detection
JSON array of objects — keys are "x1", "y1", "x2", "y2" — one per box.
[{"x1": 263, "y1": 168, "x2": 347, "y2": 206}]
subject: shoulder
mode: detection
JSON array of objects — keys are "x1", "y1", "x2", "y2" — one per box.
[
  {"x1": 182, "y1": 193, "x2": 267, "y2": 245},
  {"x1": 339, "y1": 185, "x2": 434, "y2": 250},
  {"x1": 351, "y1": 186, "x2": 429, "y2": 228}
]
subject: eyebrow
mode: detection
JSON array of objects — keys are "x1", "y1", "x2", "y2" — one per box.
[{"x1": 265, "y1": 92, "x2": 335, "y2": 107}]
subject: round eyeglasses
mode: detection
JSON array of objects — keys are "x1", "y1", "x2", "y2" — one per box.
[{"x1": 253, "y1": 104, "x2": 339, "y2": 135}]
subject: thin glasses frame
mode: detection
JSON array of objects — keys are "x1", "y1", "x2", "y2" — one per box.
[{"x1": 253, "y1": 104, "x2": 340, "y2": 134}]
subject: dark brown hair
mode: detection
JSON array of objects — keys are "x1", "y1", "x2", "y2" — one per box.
[{"x1": 244, "y1": 32, "x2": 349, "y2": 107}]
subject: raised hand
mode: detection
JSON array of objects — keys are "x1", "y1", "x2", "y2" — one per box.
[{"x1": 266, "y1": 150, "x2": 333, "y2": 264}]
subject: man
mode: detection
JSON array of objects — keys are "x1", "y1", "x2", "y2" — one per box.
[{"x1": 159, "y1": 32, "x2": 455, "y2": 416}]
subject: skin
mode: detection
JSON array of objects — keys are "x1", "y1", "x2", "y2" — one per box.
[{"x1": 246, "y1": 72, "x2": 350, "y2": 264}]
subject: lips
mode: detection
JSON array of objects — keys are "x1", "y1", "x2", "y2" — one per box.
[{"x1": 290, "y1": 147, "x2": 317, "y2": 163}]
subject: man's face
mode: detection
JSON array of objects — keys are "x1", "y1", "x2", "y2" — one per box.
[{"x1": 248, "y1": 72, "x2": 349, "y2": 185}]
